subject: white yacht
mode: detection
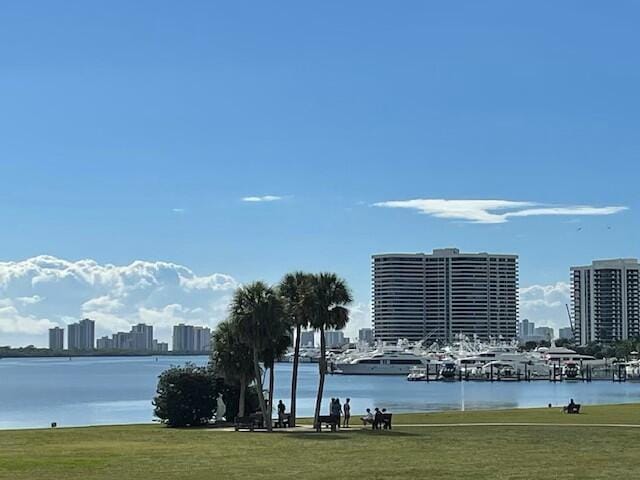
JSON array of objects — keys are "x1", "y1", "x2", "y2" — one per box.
[
  {"x1": 332, "y1": 348, "x2": 437, "y2": 375},
  {"x1": 624, "y1": 352, "x2": 640, "y2": 380}
]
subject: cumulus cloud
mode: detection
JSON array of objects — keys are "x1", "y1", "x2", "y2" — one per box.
[
  {"x1": 373, "y1": 199, "x2": 628, "y2": 224},
  {"x1": 241, "y1": 195, "x2": 284, "y2": 203},
  {"x1": 345, "y1": 302, "x2": 371, "y2": 338},
  {"x1": 0, "y1": 256, "x2": 238, "y2": 347},
  {"x1": 519, "y1": 282, "x2": 572, "y2": 331}
]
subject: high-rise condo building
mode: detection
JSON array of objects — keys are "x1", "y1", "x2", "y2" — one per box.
[
  {"x1": 358, "y1": 328, "x2": 374, "y2": 345},
  {"x1": 571, "y1": 258, "x2": 640, "y2": 344},
  {"x1": 324, "y1": 330, "x2": 347, "y2": 348},
  {"x1": 172, "y1": 324, "x2": 211, "y2": 352},
  {"x1": 558, "y1": 327, "x2": 574, "y2": 340},
  {"x1": 534, "y1": 326, "x2": 554, "y2": 342},
  {"x1": 518, "y1": 319, "x2": 536, "y2": 339},
  {"x1": 193, "y1": 326, "x2": 212, "y2": 352},
  {"x1": 299, "y1": 330, "x2": 315, "y2": 347},
  {"x1": 131, "y1": 323, "x2": 154, "y2": 351},
  {"x1": 67, "y1": 318, "x2": 95, "y2": 350},
  {"x1": 49, "y1": 327, "x2": 64, "y2": 351},
  {"x1": 373, "y1": 248, "x2": 518, "y2": 342}
]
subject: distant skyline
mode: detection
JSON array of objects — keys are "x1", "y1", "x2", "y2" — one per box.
[{"x1": 2, "y1": 1, "x2": 639, "y2": 346}]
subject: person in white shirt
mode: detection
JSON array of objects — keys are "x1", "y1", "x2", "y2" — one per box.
[{"x1": 361, "y1": 408, "x2": 374, "y2": 426}]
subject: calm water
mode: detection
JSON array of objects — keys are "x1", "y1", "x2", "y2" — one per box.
[{"x1": 2, "y1": 356, "x2": 640, "y2": 429}]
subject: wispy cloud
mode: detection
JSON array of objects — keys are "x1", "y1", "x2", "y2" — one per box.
[
  {"x1": 171, "y1": 208, "x2": 186, "y2": 214},
  {"x1": 373, "y1": 199, "x2": 627, "y2": 224},
  {"x1": 241, "y1": 195, "x2": 284, "y2": 203}
]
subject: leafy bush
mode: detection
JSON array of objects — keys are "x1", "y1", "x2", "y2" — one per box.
[{"x1": 153, "y1": 364, "x2": 217, "y2": 427}]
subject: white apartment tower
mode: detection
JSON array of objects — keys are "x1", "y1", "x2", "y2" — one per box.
[
  {"x1": 571, "y1": 258, "x2": 640, "y2": 344},
  {"x1": 373, "y1": 248, "x2": 518, "y2": 342}
]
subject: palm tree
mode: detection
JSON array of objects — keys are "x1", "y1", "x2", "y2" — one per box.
[
  {"x1": 262, "y1": 328, "x2": 292, "y2": 417},
  {"x1": 230, "y1": 281, "x2": 285, "y2": 432},
  {"x1": 210, "y1": 319, "x2": 254, "y2": 418},
  {"x1": 278, "y1": 271, "x2": 313, "y2": 427},
  {"x1": 309, "y1": 273, "x2": 352, "y2": 428}
]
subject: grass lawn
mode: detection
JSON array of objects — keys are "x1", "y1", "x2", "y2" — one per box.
[{"x1": 1, "y1": 404, "x2": 640, "y2": 480}]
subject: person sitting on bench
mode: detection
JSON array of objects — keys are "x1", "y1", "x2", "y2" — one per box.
[
  {"x1": 361, "y1": 408, "x2": 374, "y2": 426},
  {"x1": 563, "y1": 398, "x2": 580, "y2": 414}
]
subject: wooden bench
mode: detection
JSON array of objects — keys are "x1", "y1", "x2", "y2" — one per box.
[
  {"x1": 234, "y1": 413, "x2": 264, "y2": 431},
  {"x1": 273, "y1": 413, "x2": 291, "y2": 428},
  {"x1": 373, "y1": 413, "x2": 393, "y2": 430},
  {"x1": 562, "y1": 404, "x2": 581, "y2": 414},
  {"x1": 315, "y1": 415, "x2": 339, "y2": 432},
  {"x1": 381, "y1": 413, "x2": 392, "y2": 429}
]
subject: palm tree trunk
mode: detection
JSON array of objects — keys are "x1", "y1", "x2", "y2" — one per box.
[
  {"x1": 238, "y1": 375, "x2": 246, "y2": 418},
  {"x1": 253, "y1": 348, "x2": 272, "y2": 432},
  {"x1": 313, "y1": 326, "x2": 326, "y2": 428},
  {"x1": 268, "y1": 363, "x2": 275, "y2": 420},
  {"x1": 290, "y1": 324, "x2": 301, "y2": 427}
]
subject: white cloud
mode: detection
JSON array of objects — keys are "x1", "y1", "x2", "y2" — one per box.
[
  {"x1": 241, "y1": 195, "x2": 284, "y2": 203},
  {"x1": 519, "y1": 282, "x2": 572, "y2": 331},
  {"x1": 171, "y1": 208, "x2": 186, "y2": 214},
  {"x1": 345, "y1": 302, "x2": 371, "y2": 338},
  {"x1": 373, "y1": 198, "x2": 628, "y2": 224},
  {"x1": 0, "y1": 255, "x2": 238, "y2": 347}
]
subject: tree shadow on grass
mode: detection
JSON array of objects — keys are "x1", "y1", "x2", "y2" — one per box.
[{"x1": 283, "y1": 429, "x2": 419, "y2": 441}]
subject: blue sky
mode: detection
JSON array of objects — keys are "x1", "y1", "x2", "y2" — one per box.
[{"x1": 1, "y1": 1, "x2": 639, "y2": 345}]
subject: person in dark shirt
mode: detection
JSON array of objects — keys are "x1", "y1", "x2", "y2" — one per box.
[
  {"x1": 373, "y1": 407, "x2": 383, "y2": 430},
  {"x1": 343, "y1": 398, "x2": 351, "y2": 428},
  {"x1": 277, "y1": 400, "x2": 286, "y2": 427}
]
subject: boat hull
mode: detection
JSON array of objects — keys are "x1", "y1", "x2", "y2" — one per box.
[{"x1": 333, "y1": 364, "x2": 419, "y2": 375}]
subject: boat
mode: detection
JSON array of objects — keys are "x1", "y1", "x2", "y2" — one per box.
[
  {"x1": 625, "y1": 353, "x2": 640, "y2": 380},
  {"x1": 438, "y1": 361, "x2": 458, "y2": 380},
  {"x1": 332, "y1": 348, "x2": 436, "y2": 375},
  {"x1": 283, "y1": 347, "x2": 321, "y2": 363},
  {"x1": 562, "y1": 361, "x2": 581, "y2": 380}
]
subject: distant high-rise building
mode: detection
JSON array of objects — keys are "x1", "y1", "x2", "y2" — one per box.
[
  {"x1": 194, "y1": 326, "x2": 212, "y2": 352},
  {"x1": 96, "y1": 336, "x2": 114, "y2": 350},
  {"x1": 572, "y1": 258, "x2": 640, "y2": 344},
  {"x1": 518, "y1": 319, "x2": 536, "y2": 339},
  {"x1": 558, "y1": 327, "x2": 574, "y2": 341},
  {"x1": 152, "y1": 339, "x2": 169, "y2": 353},
  {"x1": 373, "y1": 248, "x2": 518, "y2": 342},
  {"x1": 49, "y1": 327, "x2": 64, "y2": 351},
  {"x1": 131, "y1": 324, "x2": 153, "y2": 351},
  {"x1": 112, "y1": 331, "x2": 133, "y2": 350},
  {"x1": 324, "y1": 330, "x2": 346, "y2": 348},
  {"x1": 299, "y1": 330, "x2": 315, "y2": 347},
  {"x1": 534, "y1": 326, "x2": 554, "y2": 341},
  {"x1": 358, "y1": 328, "x2": 374, "y2": 345},
  {"x1": 67, "y1": 318, "x2": 95, "y2": 350},
  {"x1": 173, "y1": 324, "x2": 194, "y2": 352},
  {"x1": 172, "y1": 324, "x2": 211, "y2": 352}
]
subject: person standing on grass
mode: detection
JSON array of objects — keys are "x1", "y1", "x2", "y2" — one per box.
[
  {"x1": 343, "y1": 398, "x2": 351, "y2": 428},
  {"x1": 331, "y1": 398, "x2": 342, "y2": 429},
  {"x1": 277, "y1": 400, "x2": 286, "y2": 427}
]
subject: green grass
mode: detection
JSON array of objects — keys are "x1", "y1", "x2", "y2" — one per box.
[{"x1": 2, "y1": 404, "x2": 640, "y2": 480}]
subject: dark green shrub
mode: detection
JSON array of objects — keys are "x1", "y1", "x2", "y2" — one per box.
[{"x1": 153, "y1": 364, "x2": 217, "y2": 427}]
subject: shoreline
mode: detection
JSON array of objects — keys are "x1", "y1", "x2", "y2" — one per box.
[
  {"x1": 0, "y1": 352, "x2": 209, "y2": 359},
  {"x1": 2, "y1": 401, "x2": 639, "y2": 433}
]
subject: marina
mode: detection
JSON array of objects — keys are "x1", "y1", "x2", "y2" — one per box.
[{"x1": 327, "y1": 337, "x2": 640, "y2": 383}]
